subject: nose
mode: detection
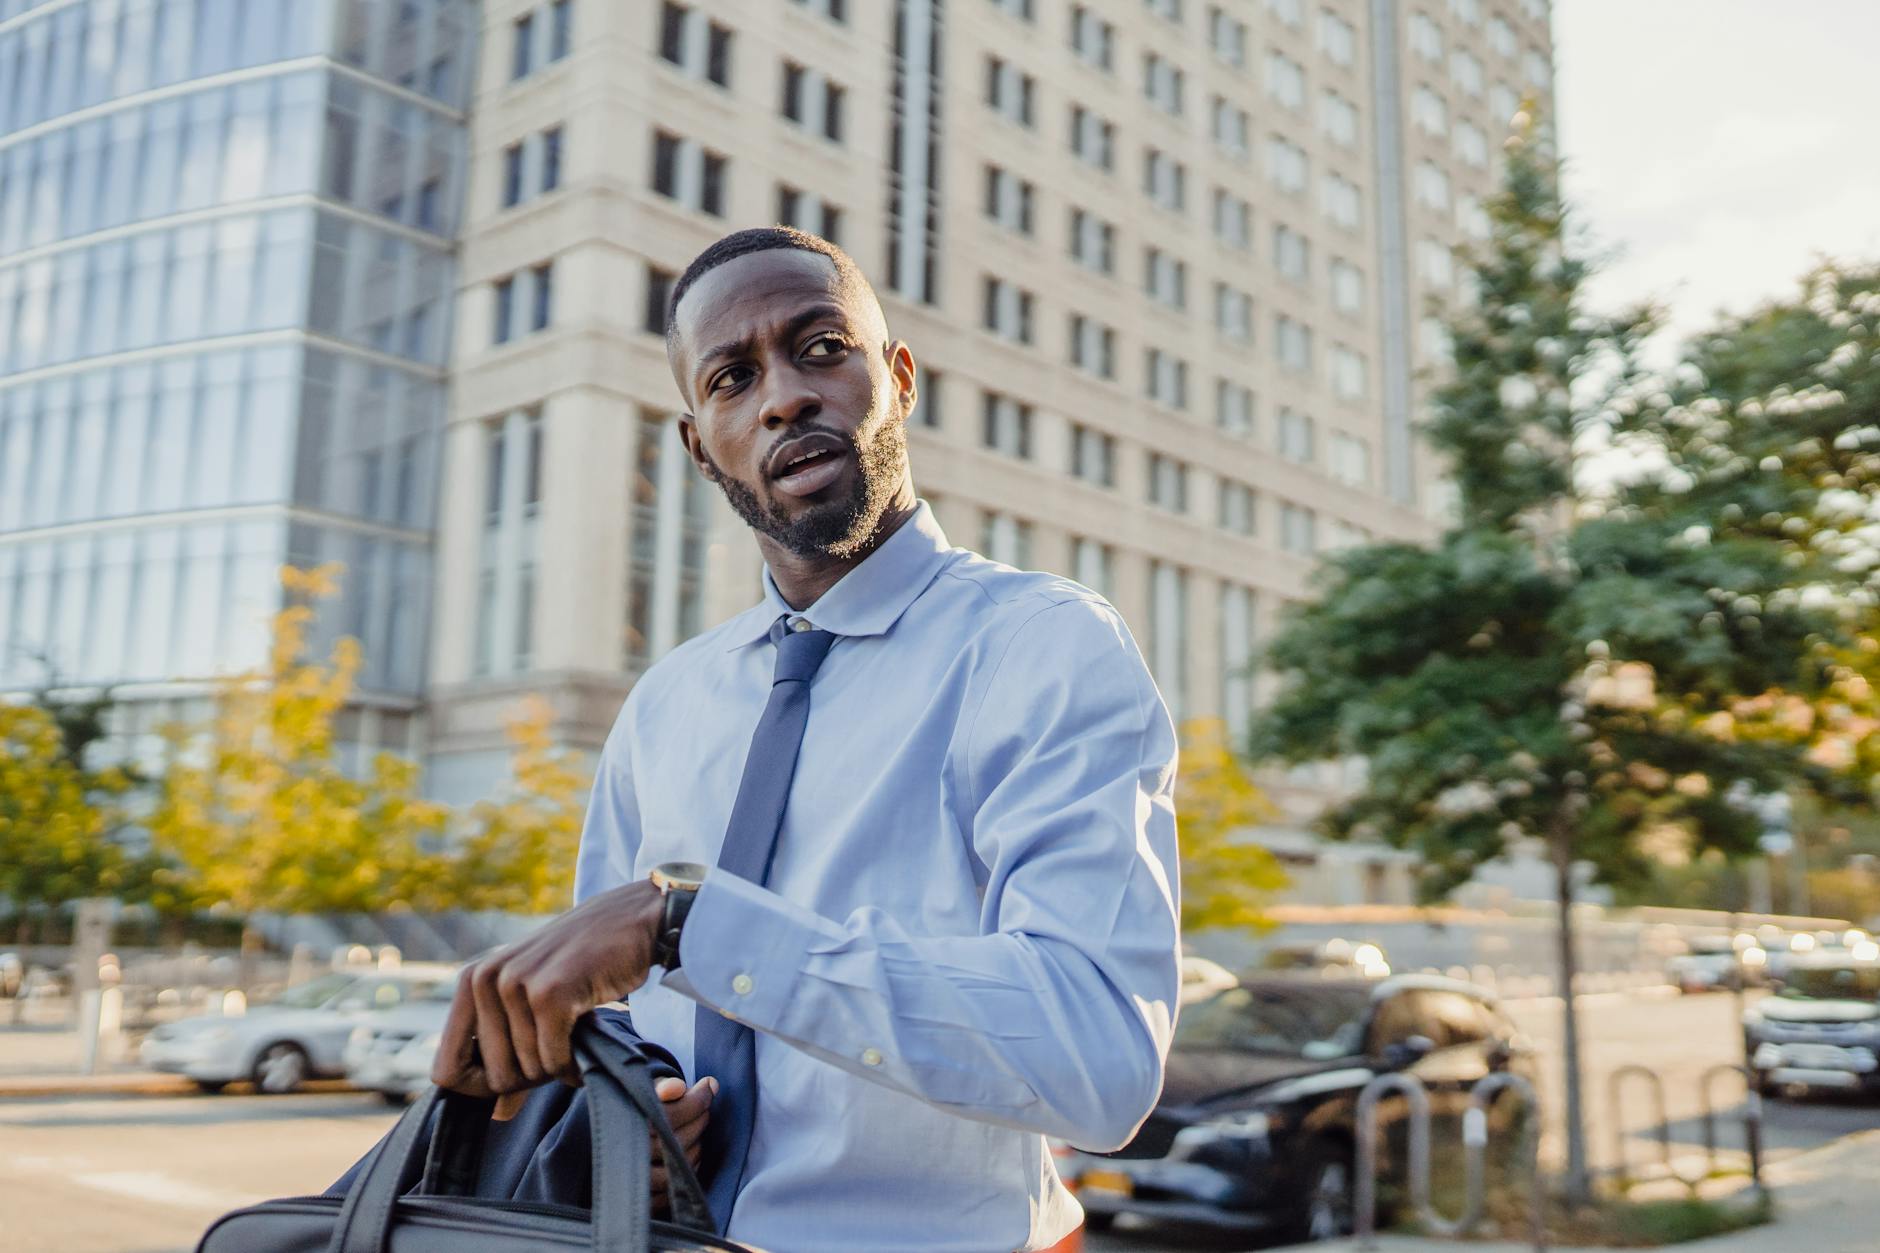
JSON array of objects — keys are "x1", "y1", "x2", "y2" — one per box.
[{"x1": 757, "y1": 362, "x2": 822, "y2": 431}]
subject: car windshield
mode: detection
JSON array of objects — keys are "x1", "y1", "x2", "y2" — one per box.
[
  {"x1": 1781, "y1": 966, "x2": 1880, "y2": 1001},
  {"x1": 1174, "y1": 983, "x2": 1372, "y2": 1059},
  {"x1": 268, "y1": 973, "x2": 359, "y2": 1009}
]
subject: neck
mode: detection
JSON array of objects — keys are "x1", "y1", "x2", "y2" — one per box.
[{"x1": 761, "y1": 481, "x2": 920, "y2": 610}]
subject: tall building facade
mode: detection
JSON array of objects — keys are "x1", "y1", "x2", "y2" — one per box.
[
  {"x1": 0, "y1": 0, "x2": 472, "y2": 759},
  {"x1": 1, "y1": 0, "x2": 1557, "y2": 853},
  {"x1": 424, "y1": 0, "x2": 1555, "y2": 827}
]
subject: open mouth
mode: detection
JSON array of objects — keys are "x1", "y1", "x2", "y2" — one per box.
[{"x1": 772, "y1": 445, "x2": 850, "y2": 497}]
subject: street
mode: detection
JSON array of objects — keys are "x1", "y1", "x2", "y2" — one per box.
[{"x1": 1, "y1": 991, "x2": 1875, "y2": 1253}]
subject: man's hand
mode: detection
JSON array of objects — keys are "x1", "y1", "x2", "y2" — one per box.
[
  {"x1": 650, "y1": 1075, "x2": 715, "y2": 1215},
  {"x1": 431, "y1": 881, "x2": 666, "y2": 1104}
]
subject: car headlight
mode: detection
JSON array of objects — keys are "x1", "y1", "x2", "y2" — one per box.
[{"x1": 1172, "y1": 1109, "x2": 1272, "y2": 1157}]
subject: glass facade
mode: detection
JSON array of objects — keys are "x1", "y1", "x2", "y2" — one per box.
[{"x1": 0, "y1": 0, "x2": 473, "y2": 698}]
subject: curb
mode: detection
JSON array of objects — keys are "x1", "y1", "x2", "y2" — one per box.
[{"x1": 0, "y1": 1070, "x2": 197, "y2": 1097}]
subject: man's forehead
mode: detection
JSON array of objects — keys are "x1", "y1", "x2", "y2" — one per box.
[{"x1": 677, "y1": 248, "x2": 857, "y2": 346}]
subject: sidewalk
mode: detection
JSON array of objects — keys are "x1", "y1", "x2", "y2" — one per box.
[
  {"x1": 0, "y1": 1017, "x2": 191, "y2": 1096},
  {"x1": 1317, "y1": 1129, "x2": 1880, "y2": 1253}
]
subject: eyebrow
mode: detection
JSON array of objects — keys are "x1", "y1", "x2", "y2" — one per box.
[{"x1": 692, "y1": 303, "x2": 850, "y2": 380}]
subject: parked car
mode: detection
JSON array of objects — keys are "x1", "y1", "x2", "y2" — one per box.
[
  {"x1": 1668, "y1": 934, "x2": 1764, "y2": 994},
  {"x1": 1057, "y1": 973, "x2": 1534, "y2": 1242},
  {"x1": 140, "y1": 964, "x2": 459, "y2": 1094},
  {"x1": 343, "y1": 986, "x2": 454, "y2": 1103},
  {"x1": 1746, "y1": 946, "x2": 1880, "y2": 1098}
]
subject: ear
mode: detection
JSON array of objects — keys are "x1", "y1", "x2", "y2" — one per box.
[
  {"x1": 885, "y1": 341, "x2": 917, "y2": 422},
  {"x1": 677, "y1": 413, "x2": 717, "y2": 482}
]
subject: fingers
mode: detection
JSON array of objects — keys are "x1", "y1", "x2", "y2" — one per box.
[
  {"x1": 431, "y1": 969, "x2": 488, "y2": 1095},
  {"x1": 493, "y1": 1091, "x2": 529, "y2": 1122},
  {"x1": 655, "y1": 1076, "x2": 685, "y2": 1102},
  {"x1": 532, "y1": 986, "x2": 577, "y2": 1085},
  {"x1": 471, "y1": 962, "x2": 526, "y2": 1094},
  {"x1": 496, "y1": 967, "x2": 544, "y2": 1086},
  {"x1": 664, "y1": 1077, "x2": 716, "y2": 1140}
]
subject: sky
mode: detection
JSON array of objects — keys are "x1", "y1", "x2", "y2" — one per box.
[{"x1": 1552, "y1": 1, "x2": 1880, "y2": 362}]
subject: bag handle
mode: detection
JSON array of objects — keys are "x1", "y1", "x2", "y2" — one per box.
[{"x1": 327, "y1": 1015, "x2": 715, "y2": 1253}]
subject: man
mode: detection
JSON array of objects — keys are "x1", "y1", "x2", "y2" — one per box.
[{"x1": 432, "y1": 227, "x2": 1181, "y2": 1252}]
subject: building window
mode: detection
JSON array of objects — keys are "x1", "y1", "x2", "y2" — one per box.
[
  {"x1": 1330, "y1": 431, "x2": 1372, "y2": 486},
  {"x1": 1068, "y1": 314, "x2": 1117, "y2": 379},
  {"x1": 1209, "y1": 6, "x2": 1247, "y2": 67},
  {"x1": 1330, "y1": 345, "x2": 1368, "y2": 400},
  {"x1": 1265, "y1": 0, "x2": 1303, "y2": 27},
  {"x1": 986, "y1": 56, "x2": 1037, "y2": 127},
  {"x1": 1266, "y1": 135, "x2": 1307, "y2": 195},
  {"x1": 1265, "y1": 50, "x2": 1305, "y2": 112},
  {"x1": 1069, "y1": 207, "x2": 1116, "y2": 274},
  {"x1": 531, "y1": 263, "x2": 553, "y2": 331},
  {"x1": 992, "y1": 0, "x2": 1036, "y2": 20},
  {"x1": 981, "y1": 278, "x2": 1035, "y2": 344},
  {"x1": 502, "y1": 142, "x2": 525, "y2": 208},
  {"x1": 475, "y1": 408, "x2": 544, "y2": 677},
  {"x1": 984, "y1": 165, "x2": 1036, "y2": 236},
  {"x1": 1071, "y1": 105, "x2": 1116, "y2": 170},
  {"x1": 1212, "y1": 189, "x2": 1252, "y2": 250},
  {"x1": 1216, "y1": 378, "x2": 1255, "y2": 437},
  {"x1": 1148, "y1": 452, "x2": 1190, "y2": 512},
  {"x1": 1452, "y1": 49, "x2": 1485, "y2": 96},
  {"x1": 644, "y1": 265, "x2": 675, "y2": 335},
  {"x1": 1455, "y1": 120, "x2": 1488, "y2": 168},
  {"x1": 1413, "y1": 85, "x2": 1448, "y2": 137},
  {"x1": 1072, "y1": 537, "x2": 1115, "y2": 598},
  {"x1": 1323, "y1": 172, "x2": 1361, "y2": 229},
  {"x1": 1070, "y1": 6, "x2": 1115, "y2": 71},
  {"x1": 1320, "y1": 90, "x2": 1358, "y2": 148},
  {"x1": 1213, "y1": 283, "x2": 1253, "y2": 344},
  {"x1": 782, "y1": 62, "x2": 805, "y2": 121},
  {"x1": 660, "y1": 2, "x2": 686, "y2": 65},
  {"x1": 1211, "y1": 96, "x2": 1250, "y2": 159},
  {"x1": 626, "y1": 411, "x2": 711, "y2": 672},
  {"x1": 493, "y1": 277, "x2": 515, "y2": 344},
  {"x1": 652, "y1": 131, "x2": 681, "y2": 197},
  {"x1": 512, "y1": 13, "x2": 534, "y2": 80},
  {"x1": 1144, "y1": 149, "x2": 1187, "y2": 213},
  {"x1": 1330, "y1": 258, "x2": 1364, "y2": 314},
  {"x1": 1143, "y1": 52, "x2": 1184, "y2": 116},
  {"x1": 981, "y1": 511, "x2": 1033, "y2": 567},
  {"x1": 1279, "y1": 502, "x2": 1318, "y2": 555},
  {"x1": 1410, "y1": 12, "x2": 1443, "y2": 62},
  {"x1": 542, "y1": 127, "x2": 564, "y2": 191},
  {"x1": 1278, "y1": 407, "x2": 1316, "y2": 462},
  {"x1": 659, "y1": 3, "x2": 734, "y2": 86},
  {"x1": 1220, "y1": 583, "x2": 1256, "y2": 743},
  {"x1": 1218, "y1": 479, "x2": 1257, "y2": 536},
  {"x1": 1148, "y1": 560, "x2": 1189, "y2": 720},
  {"x1": 1274, "y1": 223, "x2": 1311, "y2": 284},
  {"x1": 1145, "y1": 248, "x2": 1187, "y2": 310},
  {"x1": 1318, "y1": 9, "x2": 1356, "y2": 66},
  {"x1": 1069, "y1": 423, "x2": 1116, "y2": 487},
  {"x1": 1276, "y1": 316, "x2": 1314, "y2": 374},
  {"x1": 911, "y1": 368, "x2": 942, "y2": 428},
  {"x1": 824, "y1": 82, "x2": 845, "y2": 142},
  {"x1": 981, "y1": 391, "x2": 1034, "y2": 458},
  {"x1": 1145, "y1": 348, "x2": 1190, "y2": 411}
]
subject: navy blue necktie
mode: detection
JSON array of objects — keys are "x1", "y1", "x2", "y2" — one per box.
[{"x1": 695, "y1": 621, "x2": 837, "y2": 1227}]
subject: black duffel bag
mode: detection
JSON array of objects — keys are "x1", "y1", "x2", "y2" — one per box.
[{"x1": 196, "y1": 1016, "x2": 755, "y2": 1253}]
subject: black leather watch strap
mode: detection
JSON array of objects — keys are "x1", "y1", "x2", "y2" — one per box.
[{"x1": 654, "y1": 886, "x2": 697, "y2": 970}]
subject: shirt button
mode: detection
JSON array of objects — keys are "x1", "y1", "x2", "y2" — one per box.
[
  {"x1": 790, "y1": 618, "x2": 812, "y2": 632},
  {"x1": 731, "y1": 973, "x2": 754, "y2": 996},
  {"x1": 860, "y1": 1047, "x2": 883, "y2": 1067}
]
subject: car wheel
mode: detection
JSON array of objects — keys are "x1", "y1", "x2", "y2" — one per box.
[
  {"x1": 193, "y1": 1079, "x2": 229, "y2": 1094},
  {"x1": 252, "y1": 1042, "x2": 309, "y2": 1094},
  {"x1": 376, "y1": 1090, "x2": 412, "y2": 1107},
  {"x1": 1081, "y1": 1212, "x2": 1116, "y2": 1233},
  {"x1": 1286, "y1": 1139, "x2": 1356, "y2": 1243}
]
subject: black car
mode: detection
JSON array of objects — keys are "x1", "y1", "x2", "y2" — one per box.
[{"x1": 1060, "y1": 973, "x2": 1535, "y2": 1242}]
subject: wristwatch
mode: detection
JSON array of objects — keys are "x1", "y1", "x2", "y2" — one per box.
[{"x1": 649, "y1": 861, "x2": 708, "y2": 971}]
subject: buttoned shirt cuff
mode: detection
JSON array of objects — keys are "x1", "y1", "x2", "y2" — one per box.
[{"x1": 664, "y1": 870, "x2": 828, "y2": 1031}]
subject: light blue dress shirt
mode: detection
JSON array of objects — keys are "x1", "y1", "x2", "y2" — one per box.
[{"x1": 574, "y1": 501, "x2": 1181, "y2": 1253}]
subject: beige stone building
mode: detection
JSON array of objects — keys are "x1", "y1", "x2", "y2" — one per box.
[{"x1": 422, "y1": 0, "x2": 1556, "y2": 890}]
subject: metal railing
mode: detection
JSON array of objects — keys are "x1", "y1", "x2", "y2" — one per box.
[
  {"x1": 1607, "y1": 1063, "x2": 1764, "y2": 1197},
  {"x1": 1355, "y1": 1071, "x2": 1544, "y2": 1251}
]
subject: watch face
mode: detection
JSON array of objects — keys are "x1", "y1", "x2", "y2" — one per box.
[{"x1": 652, "y1": 861, "x2": 709, "y2": 892}]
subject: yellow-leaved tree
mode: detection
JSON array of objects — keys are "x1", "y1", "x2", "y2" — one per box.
[
  {"x1": 435, "y1": 697, "x2": 589, "y2": 914},
  {"x1": 1175, "y1": 717, "x2": 1287, "y2": 936},
  {"x1": 148, "y1": 565, "x2": 451, "y2": 935}
]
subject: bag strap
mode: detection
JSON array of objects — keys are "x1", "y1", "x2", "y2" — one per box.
[
  {"x1": 325, "y1": 1014, "x2": 716, "y2": 1253},
  {"x1": 572, "y1": 1020, "x2": 715, "y2": 1234}
]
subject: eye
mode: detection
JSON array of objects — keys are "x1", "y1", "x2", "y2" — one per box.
[
  {"x1": 709, "y1": 365, "x2": 753, "y2": 393},
  {"x1": 804, "y1": 335, "x2": 848, "y2": 357}
]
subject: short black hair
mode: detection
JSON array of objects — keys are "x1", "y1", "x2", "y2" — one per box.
[{"x1": 664, "y1": 226, "x2": 873, "y2": 358}]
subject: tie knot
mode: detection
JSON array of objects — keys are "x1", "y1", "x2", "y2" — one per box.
[{"x1": 772, "y1": 625, "x2": 836, "y2": 684}]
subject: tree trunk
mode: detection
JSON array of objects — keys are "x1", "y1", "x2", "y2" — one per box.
[{"x1": 1551, "y1": 819, "x2": 1592, "y2": 1208}]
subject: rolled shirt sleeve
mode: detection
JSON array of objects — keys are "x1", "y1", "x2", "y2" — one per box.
[{"x1": 668, "y1": 597, "x2": 1182, "y2": 1151}]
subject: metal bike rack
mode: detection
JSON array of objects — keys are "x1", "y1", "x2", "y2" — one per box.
[
  {"x1": 1608, "y1": 1063, "x2": 1763, "y2": 1195},
  {"x1": 1355, "y1": 1071, "x2": 1544, "y2": 1251}
]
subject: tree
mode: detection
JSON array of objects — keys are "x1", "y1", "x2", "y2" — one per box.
[
  {"x1": 0, "y1": 703, "x2": 145, "y2": 947},
  {"x1": 1174, "y1": 718, "x2": 1288, "y2": 936},
  {"x1": 1248, "y1": 123, "x2": 1869, "y2": 1205},
  {"x1": 148, "y1": 565, "x2": 451, "y2": 941},
  {"x1": 434, "y1": 697, "x2": 589, "y2": 914}
]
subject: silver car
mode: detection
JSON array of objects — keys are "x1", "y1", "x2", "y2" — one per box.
[
  {"x1": 140, "y1": 964, "x2": 460, "y2": 1094},
  {"x1": 342, "y1": 991, "x2": 453, "y2": 1104}
]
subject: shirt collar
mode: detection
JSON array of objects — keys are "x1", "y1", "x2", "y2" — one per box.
[{"x1": 721, "y1": 500, "x2": 953, "y2": 651}]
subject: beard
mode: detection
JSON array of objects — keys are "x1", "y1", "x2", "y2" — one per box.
[{"x1": 700, "y1": 405, "x2": 908, "y2": 560}]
